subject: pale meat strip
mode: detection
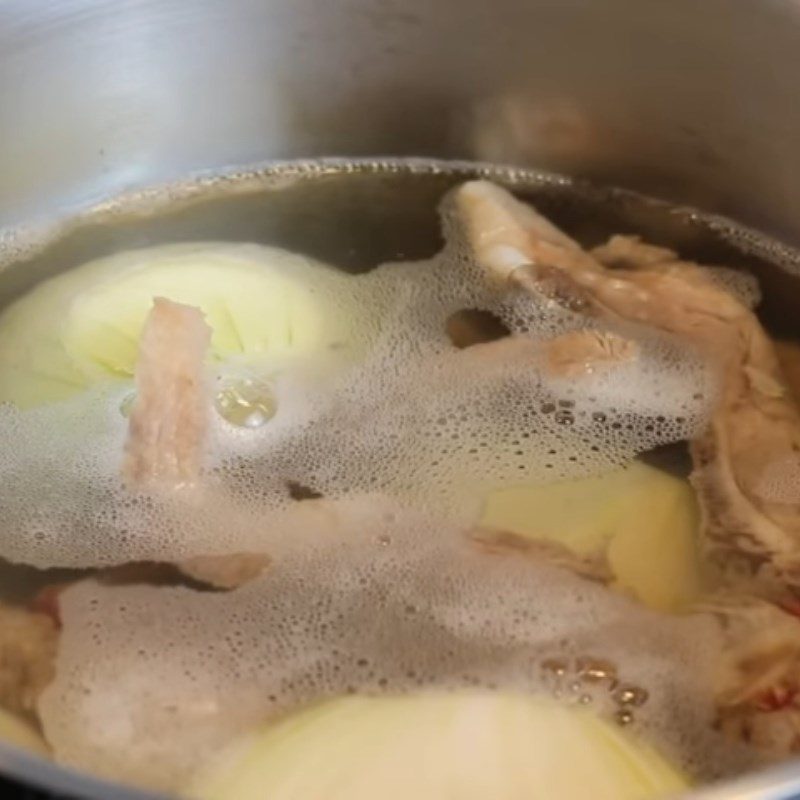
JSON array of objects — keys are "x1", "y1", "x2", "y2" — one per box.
[
  {"x1": 123, "y1": 298, "x2": 212, "y2": 488},
  {"x1": 539, "y1": 330, "x2": 638, "y2": 378},
  {"x1": 123, "y1": 298, "x2": 268, "y2": 588},
  {"x1": 592, "y1": 235, "x2": 678, "y2": 270},
  {"x1": 456, "y1": 180, "x2": 800, "y2": 591}
]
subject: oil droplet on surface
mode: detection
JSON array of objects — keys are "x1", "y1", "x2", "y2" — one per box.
[
  {"x1": 576, "y1": 656, "x2": 618, "y2": 684},
  {"x1": 215, "y1": 379, "x2": 277, "y2": 428},
  {"x1": 540, "y1": 658, "x2": 568, "y2": 677},
  {"x1": 613, "y1": 685, "x2": 649, "y2": 707},
  {"x1": 615, "y1": 709, "x2": 635, "y2": 726}
]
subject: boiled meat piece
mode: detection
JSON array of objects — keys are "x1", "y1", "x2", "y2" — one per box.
[
  {"x1": 709, "y1": 597, "x2": 800, "y2": 755},
  {"x1": 539, "y1": 330, "x2": 638, "y2": 378},
  {"x1": 179, "y1": 553, "x2": 271, "y2": 590},
  {"x1": 456, "y1": 180, "x2": 800, "y2": 592},
  {"x1": 123, "y1": 298, "x2": 212, "y2": 488},
  {"x1": 122, "y1": 298, "x2": 268, "y2": 589}
]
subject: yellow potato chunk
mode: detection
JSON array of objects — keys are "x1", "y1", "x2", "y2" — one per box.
[
  {"x1": 0, "y1": 706, "x2": 49, "y2": 756},
  {"x1": 480, "y1": 461, "x2": 703, "y2": 611}
]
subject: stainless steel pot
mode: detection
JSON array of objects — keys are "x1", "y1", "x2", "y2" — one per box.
[{"x1": 2, "y1": 1, "x2": 800, "y2": 797}]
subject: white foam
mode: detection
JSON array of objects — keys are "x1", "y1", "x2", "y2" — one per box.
[
  {"x1": 705, "y1": 265, "x2": 762, "y2": 309},
  {"x1": 0, "y1": 201, "x2": 718, "y2": 568},
  {"x1": 39, "y1": 498, "x2": 754, "y2": 793}
]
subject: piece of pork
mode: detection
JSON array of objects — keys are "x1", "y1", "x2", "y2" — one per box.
[
  {"x1": 456, "y1": 180, "x2": 800, "y2": 754},
  {"x1": 470, "y1": 526, "x2": 613, "y2": 584},
  {"x1": 123, "y1": 298, "x2": 212, "y2": 488},
  {"x1": 456, "y1": 180, "x2": 800, "y2": 591},
  {"x1": 539, "y1": 330, "x2": 638, "y2": 378},
  {"x1": 178, "y1": 553, "x2": 271, "y2": 590},
  {"x1": 709, "y1": 597, "x2": 800, "y2": 755},
  {"x1": 122, "y1": 298, "x2": 269, "y2": 589}
]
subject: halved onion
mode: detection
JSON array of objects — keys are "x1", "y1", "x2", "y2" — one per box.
[
  {"x1": 187, "y1": 693, "x2": 687, "y2": 800},
  {"x1": 0, "y1": 242, "x2": 361, "y2": 407}
]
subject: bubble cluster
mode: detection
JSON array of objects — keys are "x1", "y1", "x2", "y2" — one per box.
[
  {"x1": 39, "y1": 498, "x2": 755, "y2": 793},
  {"x1": 0, "y1": 204, "x2": 718, "y2": 568},
  {"x1": 704, "y1": 265, "x2": 762, "y2": 309}
]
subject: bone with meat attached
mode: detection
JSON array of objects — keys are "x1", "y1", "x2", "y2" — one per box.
[
  {"x1": 457, "y1": 180, "x2": 800, "y2": 753},
  {"x1": 707, "y1": 597, "x2": 800, "y2": 755},
  {"x1": 456, "y1": 180, "x2": 800, "y2": 592}
]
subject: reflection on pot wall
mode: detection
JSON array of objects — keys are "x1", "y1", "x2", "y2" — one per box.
[{"x1": 1, "y1": 0, "x2": 800, "y2": 234}]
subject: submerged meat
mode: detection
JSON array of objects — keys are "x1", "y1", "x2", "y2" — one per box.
[
  {"x1": 457, "y1": 180, "x2": 800, "y2": 754},
  {"x1": 711, "y1": 598, "x2": 800, "y2": 754},
  {"x1": 0, "y1": 603, "x2": 57, "y2": 718},
  {"x1": 179, "y1": 553, "x2": 271, "y2": 590},
  {"x1": 470, "y1": 526, "x2": 613, "y2": 584},
  {"x1": 539, "y1": 330, "x2": 638, "y2": 378},
  {"x1": 456, "y1": 180, "x2": 800, "y2": 593},
  {"x1": 123, "y1": 297, "x2": 212, "y2": 488}
]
